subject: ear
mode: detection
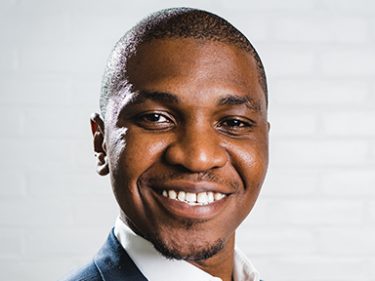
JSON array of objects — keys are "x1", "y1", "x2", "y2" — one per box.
[
  {"x1": 267, "y1": 121, "x2": 271, "y2": 132},
  {"x1": 90, "y1": 113, "x2": 109, "y2": 176}
]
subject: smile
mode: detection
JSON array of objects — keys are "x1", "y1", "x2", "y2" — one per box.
[{"x1": 161, "y1": 189, "x2": 226, "y2": 206}]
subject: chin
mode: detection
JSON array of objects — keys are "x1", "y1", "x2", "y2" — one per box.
[{"x1": 148, "y1": 233, "x2": 225, "y2": 261}]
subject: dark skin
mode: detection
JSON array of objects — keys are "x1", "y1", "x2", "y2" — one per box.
[{"x1": 91, "y1": 38, "x2": 269, "y2": 281}]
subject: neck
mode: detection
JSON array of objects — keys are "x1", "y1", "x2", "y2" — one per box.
[{"x1": 189, "y1": 235, "x2": 235, "y2": 281}]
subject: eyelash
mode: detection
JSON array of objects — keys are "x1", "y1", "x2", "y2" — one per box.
[
  {"x1": 133, "y1": 112, "x2": 254, "y2": 134},
  {"x1": 133, "y1": 112, "x2": 174, "y2": 130},
  {"x1": 216, "y1": 118, "x2": 255, "y2": 135}
]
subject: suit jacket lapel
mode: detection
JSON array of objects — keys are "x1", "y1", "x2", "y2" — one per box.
[{"x1": 94, "y1": 229, "x2": 148, "y2": 281}]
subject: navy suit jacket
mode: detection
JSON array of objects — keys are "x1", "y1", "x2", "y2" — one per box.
[{"x1": 61, "y1": 230, "x2": 148, "y2": 281}]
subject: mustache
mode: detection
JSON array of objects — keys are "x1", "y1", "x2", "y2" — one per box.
[{"x1": 143, "y1": 171, "x2": 240, "y2": 191}]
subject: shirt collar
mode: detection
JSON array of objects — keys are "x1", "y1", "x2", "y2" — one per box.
[{"x1": 114, "y1": 217, "x2": 260, "y2": 281}]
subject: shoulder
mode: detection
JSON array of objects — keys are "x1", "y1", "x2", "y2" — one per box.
[{"x1": 59, "y1": 260, "x2": 102, "y2": 281}]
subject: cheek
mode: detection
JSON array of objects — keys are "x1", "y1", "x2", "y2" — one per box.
[
  {"x1": 116, "y1": 131, "x2": 171, "y2": 182},
  {"x1": 226, "y1": 138, "x2": 269, "y2": 193}
]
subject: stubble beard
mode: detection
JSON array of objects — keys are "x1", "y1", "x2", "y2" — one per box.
[{"x1": 143, "y1": 220, "x2": 225, "y2": 261}]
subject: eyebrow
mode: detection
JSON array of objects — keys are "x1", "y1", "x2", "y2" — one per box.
[
  {"x1": 125, "y1": 91, "x2": 179, "y2": 105},
  {"x1": 124, "y1": 90, "x2": 261, "y2": 111},
  {"x1": 218, "y1": 95, "x2": 261, "y2": 112}
]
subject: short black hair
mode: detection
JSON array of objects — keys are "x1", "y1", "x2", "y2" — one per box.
[{"x1": 100, "y1": 7, "x2": 267, "y2": 117}]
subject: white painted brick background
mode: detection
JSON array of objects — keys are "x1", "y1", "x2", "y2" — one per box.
[{"x1": 0, "y1": 0, "x2": 374, "y2": 280}]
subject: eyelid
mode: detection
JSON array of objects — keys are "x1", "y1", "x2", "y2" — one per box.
[
  {"x1": 215, "y1": 116, "x2": 256, "y2": 136},
  {"x1": 132, "y1": 111, "x2": 176, "y2": 130},
  {"x1": 219, "y1": 116, "x2": 255, "y2": 126}
]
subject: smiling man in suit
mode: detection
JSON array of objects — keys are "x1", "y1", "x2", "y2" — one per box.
[{"x1": 63, "y1": 7, "x2": 268, "y2": 281}]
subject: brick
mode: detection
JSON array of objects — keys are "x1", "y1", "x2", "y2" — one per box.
[
  {"x1": 23, "y1": 227, "x2": 109, "y2": 258},
  {"x1": 0, "y1": 139, "x2": 74, "y2": 171},
  {"x1": 261, "y1": 48, "x2": 315, "y2": 77},
  {"x1": 322, "y1": 111, "x2": 375, "y2": 136},
  {"x1": 0, "y1": 46, "x2": 17, "y2": 71},
  {"x1": 220, "y1": 0, "x2": 315, "y2": 12},
  {"x1": 0, "y1": 5, "x2": 69, "y2": 43},
  {"x1": 27, "y1": 171, "x2": 109, "y2": 196},
  {"x1": 271, "y1": 79, "x2": 369, "y2": 106},
  {"x1": 0, "y1": 229, "x2": 23, "y2": 258},
  {"x1": 371, "y1": 141, "x2": 375, "y2": 163},
  {"x1": 271, "y1": 140, "x2": 368, "y2": 167},
  {"x1": 317, "y1": 0, "x2": 375, "y2": 15},
  {"x1": 269, "y1": 109, "x2": 318, "y2": 136},
  {"x1": 70, "y1": 198, "x2": 118, "y2": 227},
  {"x1": 321, "y1": 169, "x2": 375, "y2": 195},
  {"x1": 0, "y1": 73, "x2": 72, "y2": 105},
  {"x1": 321, "y1": 49, "x2": 375, "y2": 77},
  {"x1": 0, "y1": 258, "x2": 84, "y2": 281},
  {"x1": 369, "y1": 201, "x2": 375, "y2": 223},
  {"x1": 0, "y1": 198, "x2": 74, "y2": 227},
  {"x1": 237, "y1": 227, "x2": 315, "y2": 255},
  {"x1": 70, "y1": 73, "x2": 102, "y2": 107},
  {"x1": 262, "y1": 167, "x2": 318, "y2": 196},
  {"x1": 316, "y1": 227, "x2": 375, "y2": 255},
  {"x1": 17, "y1": 42, "x2": 105, "y2": 74},
  {"x1": 272, "y1": 17, "x2": 368, "y2": 43},
  {"x1": 369, "y1": 259, "x2": 375, "y2": 278},
  {"x1": 70, "y1": 139, "x2": 98, "y2": 171},
  {"x1": 67, "y1": 13, "x2": 138, "y2": 44},
  {"x1": 23, "y1": 106, "x2": 93, "y2": 139},
  {"x1": 249, "y1": 198, "x2": 363, "y2": 226},
  {"x1": 0, "y1": 106, "x2": 24, "y2": 137},
  {"x1": 225, "y1": 14, "x2": 270, "y2": 42},
  {"x1": 256, "y1": 256, "x2": 368, "y2": 281},
  {"x1": 0, "y1": 170, "x2": 26, "y2": 197}
]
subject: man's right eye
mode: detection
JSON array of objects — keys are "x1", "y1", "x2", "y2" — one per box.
[{"x1": 133, "y1": 112, "x2": 175, "y2": 130}]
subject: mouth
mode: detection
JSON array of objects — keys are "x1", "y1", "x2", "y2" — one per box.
[
  {"x1": 161, "y1": 189, "x2": 226, "y2": 206},
  {"x1": 145, "y1": 181, "x2": 233, "y2": 221}
]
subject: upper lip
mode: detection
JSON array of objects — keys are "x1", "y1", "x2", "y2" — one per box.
[{"x1": 148, "y1": 180, "x2": 232, "y2": 195}]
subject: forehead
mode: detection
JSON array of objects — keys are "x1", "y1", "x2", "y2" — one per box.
[{"x1": 121, "y1": 38, "x2": 266, "y2": 110}]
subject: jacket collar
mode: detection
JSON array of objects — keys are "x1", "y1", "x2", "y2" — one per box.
[{"x1": 94, "y1": 229, "x2": 148, "y2": 281}]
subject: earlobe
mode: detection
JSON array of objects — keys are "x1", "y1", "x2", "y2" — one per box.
[{"x1": 90, "y1": 113, "x2": 109, "y2": 176}]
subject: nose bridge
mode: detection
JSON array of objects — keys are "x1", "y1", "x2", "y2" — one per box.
[{"x1": 165, "y1": 119, "x2": 228, "y2": 171}]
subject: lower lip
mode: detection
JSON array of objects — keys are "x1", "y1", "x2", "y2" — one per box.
[{"x1": 149, "y1": 189, "x2": 230, "y2": 221}]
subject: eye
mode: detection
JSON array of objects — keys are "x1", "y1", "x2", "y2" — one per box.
[
  {"x1": 222, "y1": 119, "x2": 248, "y2": 127},
  {"x1": 133, "y1": 112, "x2": 175, "y2": 130},
  {"x1": 141, "y1": 113, "x2": 169, "y2": 123},
  {"x1": 217, "y1": 117, "x2": 255, "y2": 135}
]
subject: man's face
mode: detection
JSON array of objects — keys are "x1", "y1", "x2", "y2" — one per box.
[{"x1": 97, "y1": 38, "x2": 268, "y2": 261}]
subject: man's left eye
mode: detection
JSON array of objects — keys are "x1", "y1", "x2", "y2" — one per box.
[
  {"x1": 221, "y1": 119, "x2": 248, "y2": 127},
  {"x1": 219, "y1": 118, "x2": 253, "y2": 128},
  {"x1": 216, "y1": 117, "x2": 255, "y2": 135}
]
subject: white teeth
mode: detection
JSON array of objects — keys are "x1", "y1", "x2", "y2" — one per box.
[
  {"x1": 177, "y1": 191, "x2": 186, "y2": 201},
  {"x1": 214, "y1": 193, "x2": 226, "y2": 201},
  {"x1": 185, "y1": 192, "x2": 197, "y2": 203},
  {"x1": 197, "y1": 192, "x2": 208, "y2": 204},
  {"x1": 168, "y1": 190, "x2": 177, "y2": 200},
  {"x1": 207, "y1": 192, "x2": 214, "y2": 203},
  {"x1": 161, "y1": 189, "x2": 226, "y2": 205}
]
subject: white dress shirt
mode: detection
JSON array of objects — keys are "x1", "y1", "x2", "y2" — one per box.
[{"x1": 114, "y1": 217, "x2": 260, "y2": 281}]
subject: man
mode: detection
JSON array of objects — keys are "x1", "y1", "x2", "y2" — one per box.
[{"x1": 63, "y1": 7, "x2": 268, "y2": 281}]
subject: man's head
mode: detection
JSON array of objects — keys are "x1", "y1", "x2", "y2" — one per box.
[
  {"x1": 99, "y1": 7, "x2": 267, "y2": 118},
  {"x1": 91, "y1": 7, "x2": 269, "y2": 265}
]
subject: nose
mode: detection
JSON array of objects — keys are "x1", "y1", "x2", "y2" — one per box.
[{"x1": 164, "y1": 126, "x2": 228, "y2": 172}]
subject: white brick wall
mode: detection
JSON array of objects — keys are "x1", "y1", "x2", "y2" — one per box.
[{"x1": 1, "y1": 0, "x2": 374, "y2": 280}]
